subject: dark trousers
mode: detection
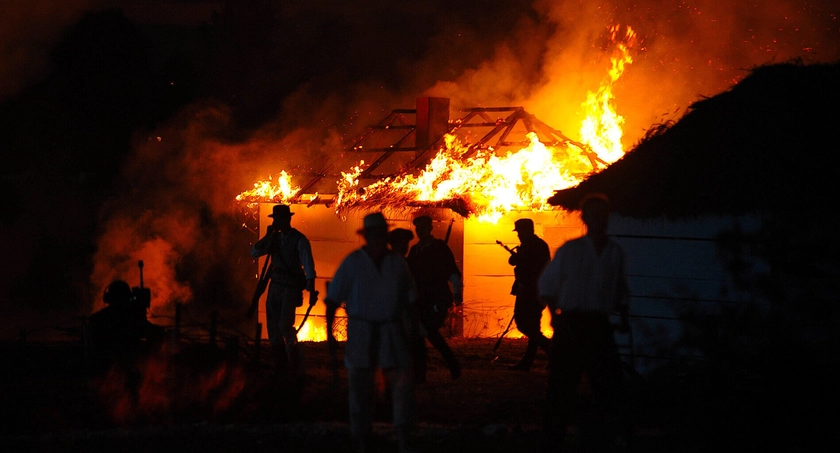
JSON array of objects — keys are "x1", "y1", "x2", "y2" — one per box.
[
  {"x1": 415, "y1": 302, "x2": 459, "y2": 381},
  {"x1": 544, "y1": 311, "x2": 624, "y2": 451},
  {"x1": 513, "y1": 292, "x2": 550, "y2": 367}
]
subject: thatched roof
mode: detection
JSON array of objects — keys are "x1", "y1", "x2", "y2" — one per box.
[{"x1": 547, "y1": 60, "x2": 840, "y2": 220}]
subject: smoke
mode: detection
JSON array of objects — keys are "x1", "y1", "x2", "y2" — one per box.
[{"x1": 85, "y1": 0, "x2": 838, "y2": 324}]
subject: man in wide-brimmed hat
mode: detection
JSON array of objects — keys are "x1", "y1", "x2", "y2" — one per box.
[
  {"x1": 326, "y1": 212, "x2": 420, "y2": 453},
  {"x1": 250, "y1": 204, "x2": 317, "y2": 380}
]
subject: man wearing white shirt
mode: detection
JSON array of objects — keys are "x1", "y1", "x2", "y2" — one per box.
[
  {"x1": 326, "y1": 212, "x2": 420, "y2": 453},
  {"x1": 539, "y1": 193, "x2": 630, "y2": 451}
]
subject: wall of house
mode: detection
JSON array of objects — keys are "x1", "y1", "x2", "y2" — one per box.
[
  {"x1": 609, "y1": 214, "x2": 768, "y2": 373},
  {"x1": 254, "y1": 203, "x2": 768, "y2": 375},
  {"x1": 253, "y1": 203, "x2": 585, "y2": 341}
]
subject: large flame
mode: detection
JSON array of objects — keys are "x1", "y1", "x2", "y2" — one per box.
[
  {"x1": 338, "y1": 133, "x2": 593, "y2": 223},
  {"x1": 579, "y1": 25, "x2": 636, "y2": 164}
]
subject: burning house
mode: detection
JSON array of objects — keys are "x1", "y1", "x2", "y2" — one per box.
[{"x1": 238, "y1": 95, "x2": 625, "y2": 342}]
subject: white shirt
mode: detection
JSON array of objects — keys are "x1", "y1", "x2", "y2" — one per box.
[
  {"x1": 327, "y1": 249, "x2": 418, "y2": 369},
  {"x1": 539, "y1": 235, "x2": 629, "y2": 314}
]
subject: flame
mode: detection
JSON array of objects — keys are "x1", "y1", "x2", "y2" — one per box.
[
  {"x1": 580, "y1": 25, "x2": 636, "y2": 164},
  {"x1": 235, "y1": 170, "x2": 301, "y2": 214},
  {"x1": 338, "y1": 133, "x2": 593, "y2": 222},
  {"x1": 238, "y1": 25, "x2": 636, "y2": 223}
]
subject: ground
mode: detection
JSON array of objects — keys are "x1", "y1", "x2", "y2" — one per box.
[{"x1": 1, "y1": 335, "x2": 676, "y2": 452}]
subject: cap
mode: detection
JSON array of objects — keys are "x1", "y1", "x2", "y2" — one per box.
[
  {"x1": 513, "y1": 218, "x2": 534, "y2": 232},
  {"x1": 412, "y1": 215, "x2": 433, "y2": 228}
]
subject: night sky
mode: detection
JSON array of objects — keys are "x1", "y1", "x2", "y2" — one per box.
[{"x1": 2, "y1": 0, "x2": 839, "y2": 338}]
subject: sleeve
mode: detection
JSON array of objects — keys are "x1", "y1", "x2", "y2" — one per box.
[
  {"x1": 298, "y1": 235, "x2": 317, "y2": 280},
  {"x1": 250, "y1": 232, "x2": 274, "y2": 258},
  {"x1": 325, "y1": 255, "x2": 352, "y2": 308},
  {"x1": 443, "y1": 241, "x2": 461, "y2": 278}
]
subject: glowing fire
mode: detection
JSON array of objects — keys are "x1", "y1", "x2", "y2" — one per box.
[
  {"x1": 580, "y1": 25, "x2": 636, "y2": 164},
  {"x1": 338, "y1": 133, "x2": 593, "y2": 222},
  {"x1": 235, "y1": 170, "x2": 301, "y2": 213}
]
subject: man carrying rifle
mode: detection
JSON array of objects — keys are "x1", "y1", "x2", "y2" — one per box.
[
  {"x1": 407, "y1": 215, "x2": 463, "y2": 382},
  {"x1": 506, "y1": 218, "x2": 551, "y2": 371},
  {"x1": 250, "y1": 204, "x2": 317, "y2": 380}
]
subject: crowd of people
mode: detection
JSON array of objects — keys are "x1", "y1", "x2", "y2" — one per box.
[
  {"x1": 326, "y1": 194, "x2": 629, "y2": 452},
  {"x1": 88, "y1": 194, "x2": 631, "y2": 453}
]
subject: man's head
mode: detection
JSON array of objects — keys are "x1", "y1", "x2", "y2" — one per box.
[
  {"x1": 513, "y1": 218, "x2": 535, "y2": 239},
  {"x1": 412, "y1": 215, "x2": 434, "y2": 240},
  {"x1": 579, "y1": 193, "x2": 610, "y2": 236},
  {"x1": 103, "y1": 280, "x2": 132, "y2": 307},
  {"x1": 268, "y1": 204, "x2": 294, "y2": 229},
  {"x1": 388, "y1": 228, "x2": 414, "y2": 257},
  {"x1": 360, "y1": 212, "x2": 389, "y2": 245}
]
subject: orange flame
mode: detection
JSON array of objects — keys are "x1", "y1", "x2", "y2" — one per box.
[
  {"x1": 580, "y1": 25, "x2": 636, "y2": 164},
  {"x1": 235, "y1": 170, "x2": 301, "y2": 214},
  {"x1": 338, "y1": 133, "x2": 593, "y2": 222}
]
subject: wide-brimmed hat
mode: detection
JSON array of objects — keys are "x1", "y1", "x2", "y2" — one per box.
[
  {"x1": 357, "y1": 212, "x2": 389, "y2": 234},
  {"x1": 268, "y1": 204, "x2": 294, "y2": 218}
]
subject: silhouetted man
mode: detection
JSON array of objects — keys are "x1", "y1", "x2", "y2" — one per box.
[
  {"x1": 407, "y1": 215, "x2": 462, "y2": 381},
  {"x1": 250, "y1": 204, "x2": 317, "y2": 380},
  {"x1": 507, "y1": 218, "x2": 551, "y2": 371},
  {"x1": 539, "y1": 193, "x2": 630, "y2": 451},
  {"x1": 88, "y1": 279, "x2": 163, "y2": 367},
  {"x1": 325, "y1": 212, "x2": 419, "y2": 453},
  {"x1": 387, "y1": 228, "x2": 414, "y2": 258}
]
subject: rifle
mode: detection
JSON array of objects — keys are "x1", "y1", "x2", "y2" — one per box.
[
  {"x1": 444, "y1": 218, "x2": 454, "y2": 244},
  {"x1": 492, "y1": 314, "x2": 516, "y2": 353},
  {"x1": 247, "y1": 255, "x2": 272, "y2": 319},
  {"x1": 496, "y1": 240, "x2": 518, "y2": 255},
  {"x1": 492, "y1": 240, "x2": 518, "y2": 353}
]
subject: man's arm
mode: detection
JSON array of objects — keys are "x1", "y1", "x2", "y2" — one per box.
[
  {"x1": 250, "y1": 226, "x2": 276, "y2": 258},
  {"x1": 448, "y1": 273, "x2": 463, "y2": 305},
  {"x1": 298, "y1": 235, "x2": 317, "y2": 293}
]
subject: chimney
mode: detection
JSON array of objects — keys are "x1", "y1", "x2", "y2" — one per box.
[{"x1": 415, "y1": 97, "x2": 450, "y2": 156}]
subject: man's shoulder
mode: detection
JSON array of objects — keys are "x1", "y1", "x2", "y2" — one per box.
[{"x1": 561, "y1": 236, "x2": 588, "y2": 247}]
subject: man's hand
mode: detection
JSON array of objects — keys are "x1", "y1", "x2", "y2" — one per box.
[
  {"x1": 453, "y1": 292, "x2": 463, "y2": 306},
  {"x1": 309, "y1": 289, "x2": 319, "y2": 307}
]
